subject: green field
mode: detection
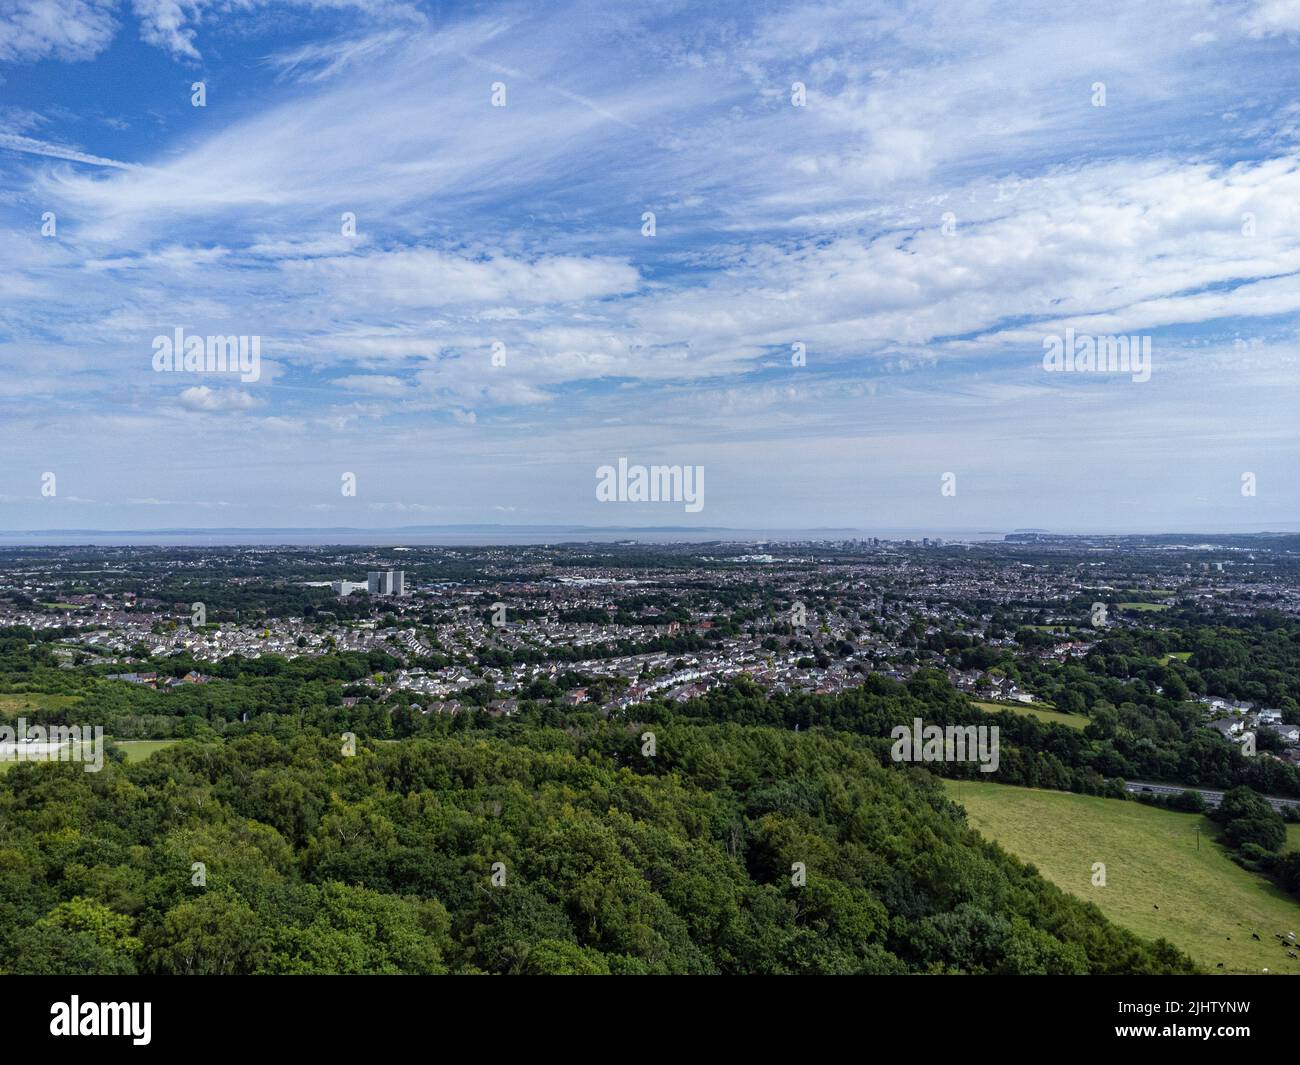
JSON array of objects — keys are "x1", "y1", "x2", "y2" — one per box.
[
  {"x1": 945, "y1": 780, "x2": 1300, "y2": 975},
  {"x1": 0, "y1": 692, "x2": 83, "y2": 714},
  {"x1": 1118, "y1": 602, "x2": 1170, "y2": 612},
  {"x1": 0, "y1": 693, "x2": 90, "y2": 775},
  {"x1": 1158, "y1": 651, "x2": 1192, "y2": 665},
  {"x1": 113, "y1": 739, "x2": 179, "y2": 762},
  {"x1": 970, "y1": 699, "x2": 1088, "y2": 731},
  {"x1": 1, "y1": 737, "x2": 178, "y2": 774}
]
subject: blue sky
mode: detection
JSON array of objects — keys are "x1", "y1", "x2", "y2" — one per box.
[{"x1": 3, "y1": 0, "x2": 1300, "y2": 533}]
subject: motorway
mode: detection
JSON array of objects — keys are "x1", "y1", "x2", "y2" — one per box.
[{"x1": 1124, "y1": 780, "x2": 1300, "y2": 812}]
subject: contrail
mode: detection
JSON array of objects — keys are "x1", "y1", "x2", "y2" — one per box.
[{"x1": 0, "y1": 133, "x2": 139, "y2": 170}]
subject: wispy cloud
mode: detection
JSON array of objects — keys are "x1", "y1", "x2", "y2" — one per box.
[
  {"x1": 0, "y1": 131, "x2": 137, "y2": 169},
  {"x1": 3, "y1": 0, "x2": 1300, "y2": 530}
]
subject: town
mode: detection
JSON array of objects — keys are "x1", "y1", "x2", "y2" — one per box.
[{"x1": 2, "y1": 534, "x2": 1299, "y2": 771}]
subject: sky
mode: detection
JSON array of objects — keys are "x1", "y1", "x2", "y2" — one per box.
[{"x1": 2, "y1": 0, "x2": 1300, "y2": 534}]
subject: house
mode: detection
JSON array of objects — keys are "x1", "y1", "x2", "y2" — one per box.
[
  {"x1": 107, "y1": 671, "x2": 158, "y2": 688},
  {"x1": 1209, "y1": 718, "x2": 1244, "y2": 739},
  {"x1": 1203, "y1": 696, "x2": 1254, "y2": 714},
  {"x1": 161, "y1": 670, "x2": 210, "y2": 691},
  {"x1": 976, "y1": 674, "x2": 1012, "y2": 699},
  {"x1": 1263, "y1": 722, "x2": 1300, "y2": 744}
]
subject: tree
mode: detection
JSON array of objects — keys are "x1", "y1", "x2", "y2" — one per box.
[
  {"x1": 8, "y1": 898, "x2": 139, "y2": 975},
  {"x1": 145, "y1": 894, "x2": 266, "y2": 975},
  {"x1": 519, "y1": 939, "x2": 611, "y2": 975},
  {"x1": 1214, "y1": 786, "x2": 1286, "y2": 853}
]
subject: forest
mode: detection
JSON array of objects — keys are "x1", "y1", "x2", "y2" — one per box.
[{"x1": 0, "y1": 724, "x2": 1195, "y2": 975}]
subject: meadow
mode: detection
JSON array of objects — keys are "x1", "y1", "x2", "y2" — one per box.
[
  {"x1": 0, "y1": 692, "x2": 84, "y2": 714},
  {"x1": 0, "y1": 736, "x2": 177, "y2": 773},
  {"x1": 970, "y1": 699, "x2": 1088, "y2": 730},
  {"x1": 945, "y1": 779, "x2": 1300, "y2": 974}
]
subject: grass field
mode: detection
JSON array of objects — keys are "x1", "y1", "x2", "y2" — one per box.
[
  {"x1": 0, "y1": 693, "x2": 88, "y2": 775},
  {"x1": 944, "y1": 780, "x2": 1300, "y2": 975},
  {"x1": 1, "y1": 737, "x2": 178, "y2": 774},
  {"x1": 112, "y1": 739, "x2": 179, "y2": 762},
  {"x1": 0, "y1": 692, "x2": 83, "y2": 714},
  {"x1": 1118, "y1": 602, "x2": 1170, "y2": 612},
  {"x1": 970, "y1": 700, "x2": 1088, "y2": 731},
  {"x1": 1158, "y1": 651, "x2": 1192, "y2": 665}
]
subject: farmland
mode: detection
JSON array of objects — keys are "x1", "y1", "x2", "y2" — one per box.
[{"x1": 945, "y1": 780, "x2": 1300, "y2": 975}]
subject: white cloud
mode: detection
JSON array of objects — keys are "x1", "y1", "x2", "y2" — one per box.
[
  {"x1": 177, "y1": 385, "x2": 259, "y2": 411},
  {"x1": 131, "y1": 0, "x2": 425, "y2": 62},
  {"x1": 332, "y1": 374, "x2": 409, "y2": 396},
  {"x1": 280, "y1": 248, "x2": 640, "y2": 309},
  {"x1": 0, "y1": 0, "x2": 117, "y2": 63},
  {"x1": 1245, "y1": 0, "x2": 1300, "y2": 36}
]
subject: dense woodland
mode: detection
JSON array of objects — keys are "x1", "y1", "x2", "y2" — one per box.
[{"x1": 0, "y1": 727, "x2": 1195, "y2": 975}]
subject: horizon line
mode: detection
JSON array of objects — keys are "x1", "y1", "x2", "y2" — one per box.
[{"x1": 1, "y1": 523, "x2": 1300, "y2": 542}]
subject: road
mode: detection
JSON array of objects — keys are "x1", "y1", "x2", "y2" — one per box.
[{"x1": 1124, "y1": 780, "x2": 1300, "y2": 813}]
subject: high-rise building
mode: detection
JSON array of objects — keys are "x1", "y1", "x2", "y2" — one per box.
[{"x1": 367, "y1": 570, "x2": 407, "y2": 596}]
